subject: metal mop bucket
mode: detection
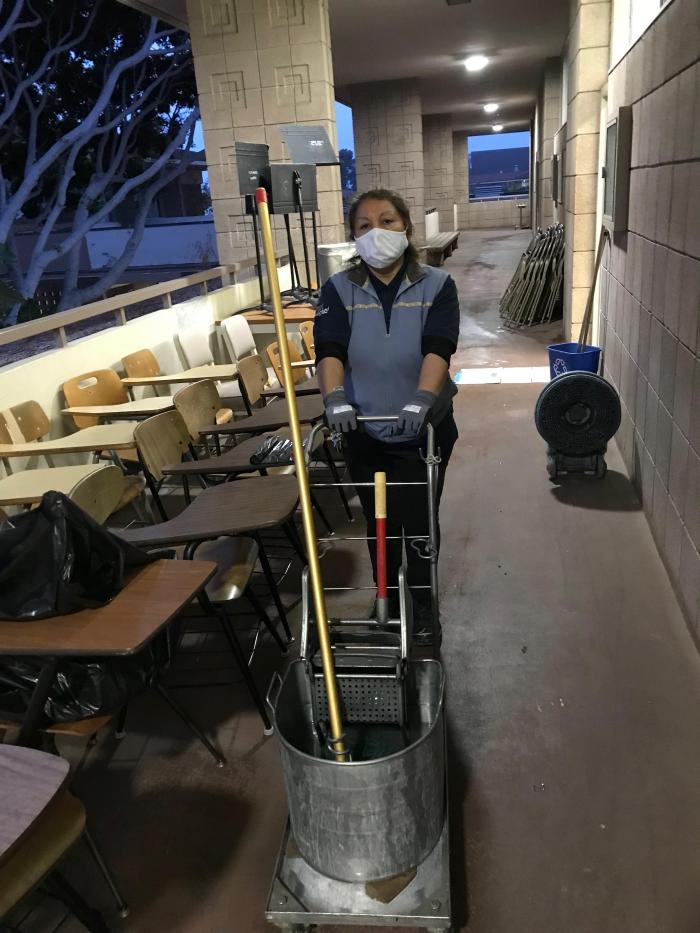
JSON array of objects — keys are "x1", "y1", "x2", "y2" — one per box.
[{"x1": 268, "y1": 657, "x2": 445, "y2": 883}]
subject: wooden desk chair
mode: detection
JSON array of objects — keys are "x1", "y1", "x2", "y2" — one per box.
[
  {"x1": 237, "y1": 353, "x2": 274, "y2": 412},
  {"x1": 69, "y1": 463, "x2": 146, "y2": 524},
  {"x1": 264, "y1": 341, "x2": 319, "y2": 398},
  {"x1": 267, "y1": 339, "x2": 311, "y2": 388},
  {"x1": 173, "y1": 380, "x2": 233, "y2": 449},
  {"x1": 62, "y1": 370, "x2": 129, "y2": 430},
  {"x1": 299, "y1": 320, "x2": 316, "y2": 361},
  {"x1": 0, "y1": 747, "x2": 128, "y2": 926},
  {"x1": 126, "y1": 415, "x2": 298, "y2": 637},
  {"x1": 133, "y1": 410, "x2": 192, "y2": 518},
  {"x1": 0, "y1": 787, "x2": 113, "y2": 931},
  {"x1": 220, "y1": 315, "x2": 279, "y2": 388},
  {"x1": 176, "y1": 329, "x2": 240, "y2": 400},
  {"x1": 121, "y1": 347, "x2": 161, "y2": 378},
  {"x1": 0, "y1": 400, "x2": 50, "y2": 445}
]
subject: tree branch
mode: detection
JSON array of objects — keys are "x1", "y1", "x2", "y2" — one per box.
[
  {"x1": 40, "y1": 108, "x2": 198, "y2": 265},
  {"x1": 58, "y1": 150, "x2": 198, "y2": 310},
  {"x1": 0, "y1": 4, "x2": 98, "y2": 130},
  {"x1": 0, "y1": 16, "x2": 162, "y2": 240}
]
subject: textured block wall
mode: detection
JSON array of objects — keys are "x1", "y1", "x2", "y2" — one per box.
[
  {"x1": 349, "y1": 79, "x2": 425, "y2": 241},
  {"x1": 601, "y1": 0, "x2": 700, "y2": 636},
  {"x1": 536, "y1": 58, "x2": 563, "y2": 229},
  {"x1": 186, "y1": 0, "x2": 344, "y2": 266},
  {"x1": 563, "y1": 0, "x2": 612, "y2": 339},
  {"x1": 423, "y1": 115, "x2": 455, "y2": 230}
]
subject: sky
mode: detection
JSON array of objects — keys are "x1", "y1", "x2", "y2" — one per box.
[
  {"x1": 335, "y1": 101, "x2": 355, "y2": 152},
  {"x1": 468, "y1": 130, "x2": 530, "y2": 151}
]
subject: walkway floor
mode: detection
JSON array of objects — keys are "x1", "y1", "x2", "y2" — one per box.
[{"x1": 7, "y1": 229, "x2": 700, "y2": 933}]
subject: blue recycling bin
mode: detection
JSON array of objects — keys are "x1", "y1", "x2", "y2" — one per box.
[{"x1": 547, "y1": 342, "x2": 601, "y2": 379}]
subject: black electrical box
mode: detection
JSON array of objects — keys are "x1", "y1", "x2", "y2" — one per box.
[
  {"x1": 261, "y1": 163, "x2": 318, "y2": 214},
  {"x1": 235, "y1": 141, "x2": 270, "y2": 196}
]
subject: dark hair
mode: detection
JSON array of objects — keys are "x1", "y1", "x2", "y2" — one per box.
[{"x1": 347, "y1": 188, "x2": 420, "y2": 264}]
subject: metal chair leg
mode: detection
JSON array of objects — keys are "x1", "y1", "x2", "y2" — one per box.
[
  {"x1": 322, "y1": 439, "x2": 353, "y2": 521},
  {"x1": 254, "y1": 535, "x2": 293, "y2": 642},
  {"x1": 83, "y1": 829, "x2": 130, "y2": 919},
  {"x1": 155, "y1": 684, "x2": 226, "y2": 767},
  {"x1": 114, "y1": 704, "x2": 128, "y2": 739},
  {"x1": 44, "y1": 872, "x2": 112, "y2": 933},
  {"x1": 244, "y1": 586, "x2": 288, "y2": 654},
  {"x1": 283, "y1": 519, "x2": 307, "y2": 564},
  {"x1": 215, "y1": 606, "x2": 274, "y2": 736},
  {"x1": 310, "y1": 489, "x2": 333, "y2": 535}
]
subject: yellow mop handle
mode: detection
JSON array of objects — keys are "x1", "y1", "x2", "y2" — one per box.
[{"x1": 254, "y1": 187, "x2": 346, "y2": 761}]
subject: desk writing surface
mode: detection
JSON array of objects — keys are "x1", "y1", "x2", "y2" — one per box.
[
  {"x1": 0, "y1": 423, "x2": 137, "y2": 459},
  {"x1": 0, "y1": 464, "x2": 106, "y2": 507},
  {"x1": 0, "y1": 746, "x2": 70, "y2": 862},
  {"x1": 0, "y1": 560, "x2": 216, "y2": 656},
  {"x1": 121, "y1": 364, "x2": 238, "y2": 387},
  {"x1": 243, "y1": 304, "x2": 316, "y2": 326},
  {"x1": 61, "y1": 396, "x2": 174, "y2": 420},
  {"x1": 208, "y1": 394, "x2": 323, "y2": 435}
]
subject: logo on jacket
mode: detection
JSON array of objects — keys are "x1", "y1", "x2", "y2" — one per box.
[{"x1": 315, "y1": 304, "x2": 329, "y2": 317}]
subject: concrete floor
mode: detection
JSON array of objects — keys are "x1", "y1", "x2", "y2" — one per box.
[{"x1": 6, "y1": 229, "x2": 700, "y2": 933}]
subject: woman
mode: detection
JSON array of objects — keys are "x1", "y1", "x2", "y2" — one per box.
[{"x1": 314, "y1": 189, "x2": 460, "y2": 646}]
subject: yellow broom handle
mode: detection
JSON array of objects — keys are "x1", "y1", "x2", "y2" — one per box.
[{"x1": 254, "y1": 187, "x2": 346, "y2": 761}]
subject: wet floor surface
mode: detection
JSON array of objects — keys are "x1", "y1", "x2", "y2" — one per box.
[{"x1": 4, "y1": 230, "x2": 700, "y2": 933}]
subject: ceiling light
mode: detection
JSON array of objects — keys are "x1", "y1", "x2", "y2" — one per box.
[
  {"x1": 492, "y1": 124, "x2": 503, "y2": 132},
  {"x1": 464, "y1": 55, "x2": 489, "y2": 72},
  {"x1": 483, "y1": 103, "x2": 499, "y2": 114}
]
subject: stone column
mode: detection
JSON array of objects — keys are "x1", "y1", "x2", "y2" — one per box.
[
  {"x1": 536, "y1": 58, "x2": 563, "y2": 229},
  {"x1": 563, "y1": 0, "x2": 611, "y2": 339},
  {"x1": 348, "y1": 79, "x2": 425, "y2": 241},
  {"x1": 453, "y1": 132, "x2": 468, "y2": 229},
  {"x1": 186, "y1": 0, "x2": 344, "y2": 268},
  {"x1": 423, "y1": 115, "x2": 455, "y2": 230}
]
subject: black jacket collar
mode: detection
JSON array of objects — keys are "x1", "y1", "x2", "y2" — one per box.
[{"x1": 346, "y1": 258, "x2": 425, "y2": 289}]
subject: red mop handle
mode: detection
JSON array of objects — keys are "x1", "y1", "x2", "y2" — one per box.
[{"x1": 375, "y1": 471, "x2": 387, "y2": 599}]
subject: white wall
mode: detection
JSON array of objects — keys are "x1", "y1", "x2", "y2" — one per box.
[
  {"x1": 86, "y1": 219, "x2": 218, "y2": 270},
  {"x1": 0, "y1": 265, "x2": 293, "y2": 473}
]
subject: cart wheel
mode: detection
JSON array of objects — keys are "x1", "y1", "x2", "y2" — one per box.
[
  {"x1": 546, "y1": 454, "x2": 558, "y2": 481},
  {"x1": 595, "y1": 456, "x2": 607, "y2": 478}
]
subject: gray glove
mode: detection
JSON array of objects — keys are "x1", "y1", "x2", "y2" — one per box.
[
  {"x1": 396, "y1": 390, "x2": 437, "y2": 435},
  {"x1": 324, "y1": 386, "x2": 357, "y2": 434}
]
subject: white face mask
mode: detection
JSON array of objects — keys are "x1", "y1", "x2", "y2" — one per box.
[{"x1": 354, "y1": 227, "x2": 408, "y2": 270}]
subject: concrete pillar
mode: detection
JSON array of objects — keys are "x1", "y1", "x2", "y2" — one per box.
[
  {"x1": 563, "y1": 0, "x2": 611, "y2": 340},
  {"x1": 536, "y1": 58, "x2": 563, "y2": 229},
  {"x1": 453, "y1": 132, "x2": 468, "y2": 230},
  {"x1": 186, "y1": 0, "x2": 344, "y2": 268},
  {"x1": 423, "y1": 115, "x2": 455, "y2": 231},
  {"x1": 348, "y1": 79, "x2": 425, "y2": 241}
]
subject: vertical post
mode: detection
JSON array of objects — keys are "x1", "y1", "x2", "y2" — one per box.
[
  {"x1": 375, "y1": 471, "x2": 388, "y2": 623},
  {"x1": 255, "y1": 186, "x2": 346, "y2": 761},
  {"x1": 425, "y1": 424, "x2": 440, "y2": 654}
]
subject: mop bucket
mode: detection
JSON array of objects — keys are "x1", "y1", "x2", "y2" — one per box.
[
  {"x1": 547, "y1": 342, "x2": 601, "y2": 379},
  {"x1": 268, "y1": 658, "x2": 445, "y2": 883}
]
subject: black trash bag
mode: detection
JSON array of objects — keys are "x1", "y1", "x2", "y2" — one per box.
[
  {"x1": 0, "y1": 624, "x2": 179, "y2": 724},
  {"x1": 0, "y1": 490, "x2": 155, "y2": 620}
]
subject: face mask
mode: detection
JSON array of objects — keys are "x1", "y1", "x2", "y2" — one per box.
[{"x1": 354, "y1": 227, "x2": 409, "y2": 270}]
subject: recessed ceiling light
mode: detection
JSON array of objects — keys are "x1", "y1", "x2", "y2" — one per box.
[
  {"x1": 492, "y1": 124, "x2": 503, "y2": 132},
  {"x1": 464, "y1": 55, "x2": 489, "y2": 72},
  {"x1": 483, "y1": 103, "x2": 499, "y2": 114}
]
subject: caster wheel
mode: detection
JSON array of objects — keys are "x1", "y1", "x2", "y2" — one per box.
[
  {"x1": 595, "y1": 456, "x2": 607, "y2": 478},
  {"x1": 546, "y1": 455, "x2": 558, "y2": 481}
]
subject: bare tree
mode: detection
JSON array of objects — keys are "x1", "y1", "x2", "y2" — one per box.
[{"x1": 0, "y1": 0, "x2": 200, "y2": 324}]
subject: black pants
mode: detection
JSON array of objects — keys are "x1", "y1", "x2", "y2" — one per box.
[{"x1": 343, "y1": 412, "x2": 458, "y2": 595}]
